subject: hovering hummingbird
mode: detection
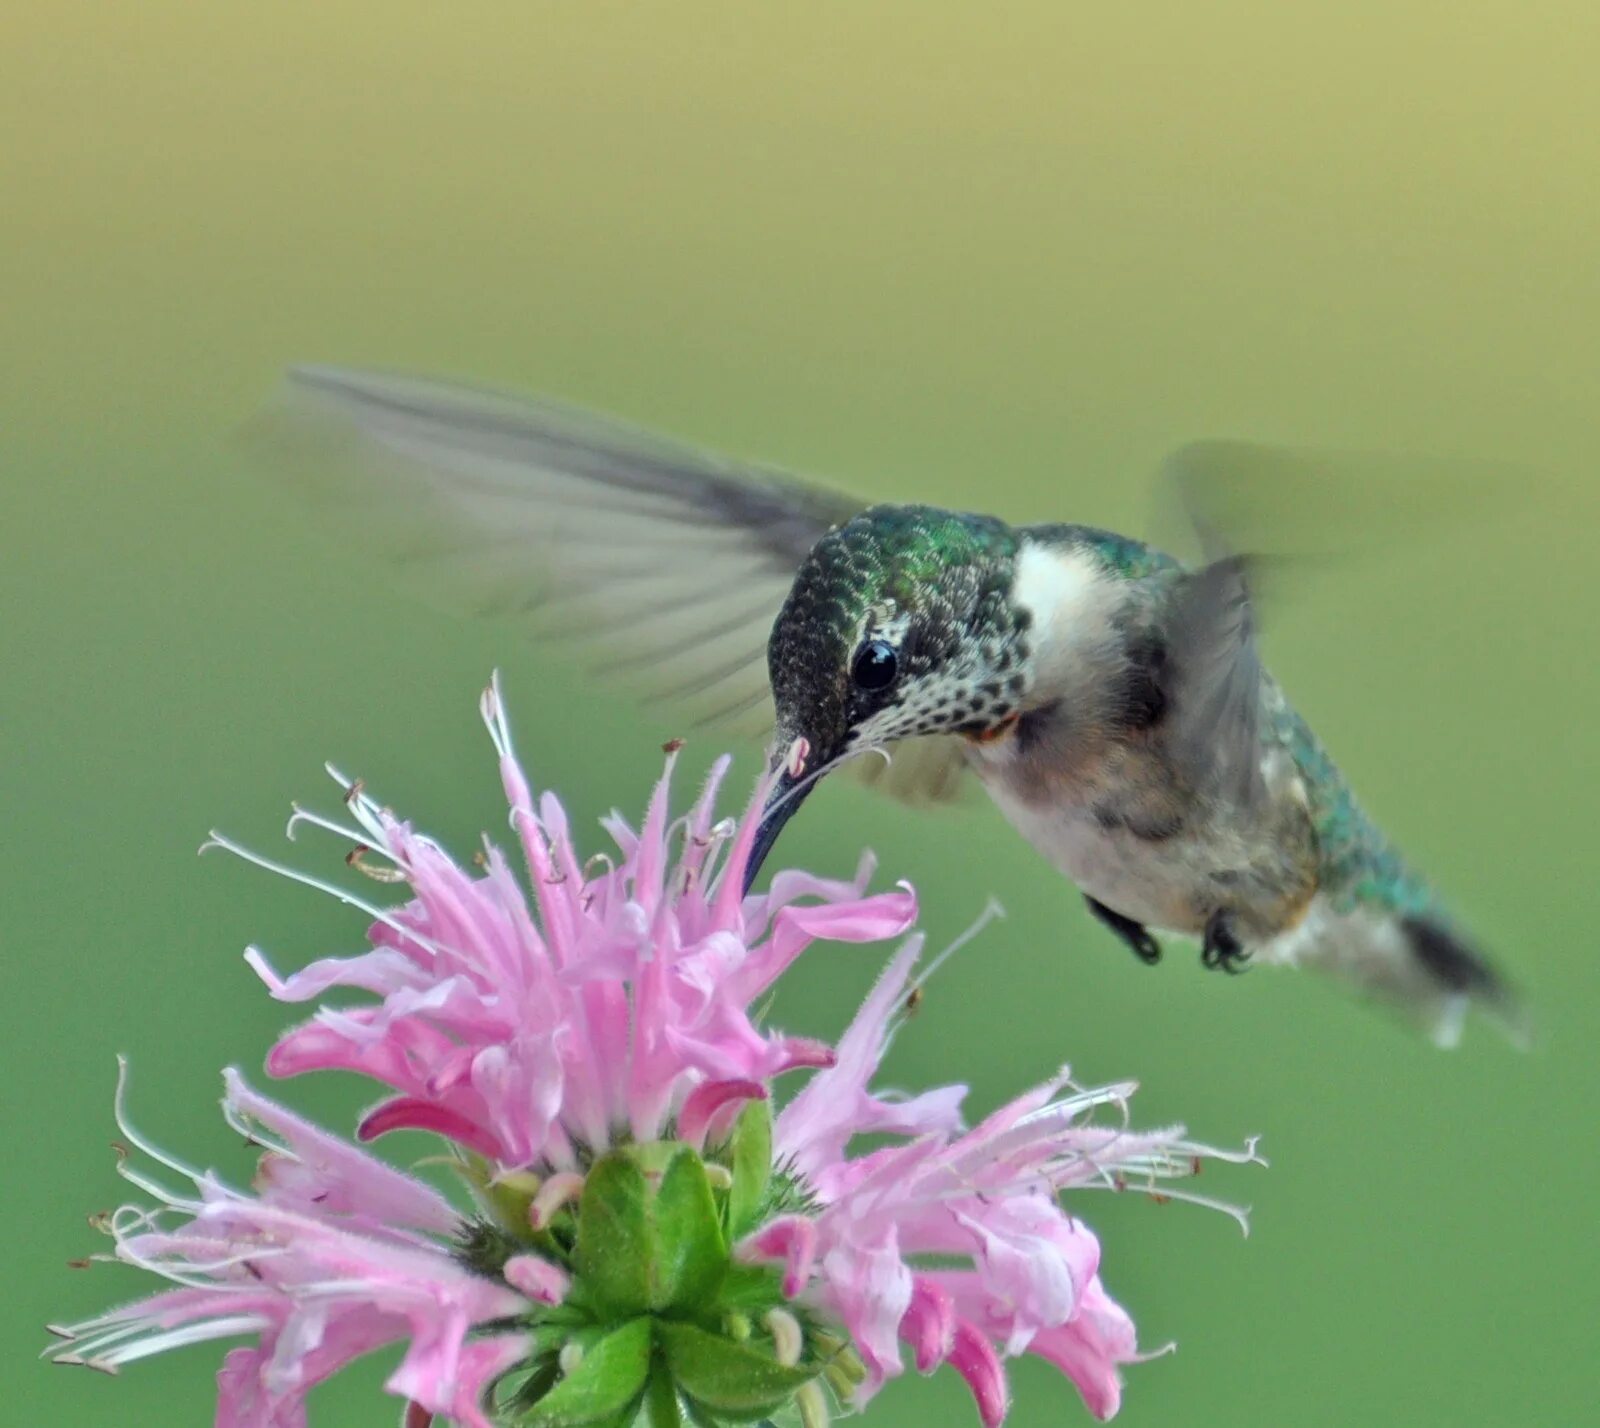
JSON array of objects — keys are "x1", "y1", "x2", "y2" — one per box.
[{"x1": 264, "y1": 367, "x2": 1518, "y2": 1044}]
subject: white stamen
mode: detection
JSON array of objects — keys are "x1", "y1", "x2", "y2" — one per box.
[
  {"x1": 80, "y1": 1315, "x2": 272, "y2": 1367},
  {"x1": 284, "y1": 803, "x2": 370, "y2": 847},
  {"x1": 528, "y1": 1172, "x2": 585, "y2": 1230},
  {"x1": 200, "y1": 832, "x2": 443, "y2": 957},
  {"x1": 112, "y1": 1058, "x2": 206, "y2": 1188},
  {"x1": 480, "y1": 672, "x2": 514, "y2": 759},
  {"x1": 764, "y1": 1307, "x2": 804, "y2": 1367},
  {"x1": 324, "y1": 763, "x2": 397, "y2": 847},
  {"x1": 797, "y1": 1379, "x2": 831, "y2": 1428},
  {"x1": 113, "y1": 1160, "x2": 201, "y2": 1210},
  {"x1": 890, "y1": 898, "x2": 1006, "y2": 1045}
]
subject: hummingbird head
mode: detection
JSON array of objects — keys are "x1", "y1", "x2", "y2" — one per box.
[{"x1": 743, "y1": 504, "x2": 1030, "y2": 890}]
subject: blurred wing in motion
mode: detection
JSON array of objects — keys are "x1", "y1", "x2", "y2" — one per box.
[
  {"x1": 1162, "y1": 555, "x2": 1266, "y2": 809},
  {"x1": 1151, "y1": 438, "x2": 1535, "y2": 808},
  {"x1": 1156, "y1": 437, "x2": 1531, "y2": 567},
  {"x1": 850, "y1": 733, "x2": 977, "y2": 806},
  {"x1": 252, "y1": 368, "x2": 978, "y2": 804},
  {"x1": 251, "y1": 366, "x2": 865, "y2": 738}
]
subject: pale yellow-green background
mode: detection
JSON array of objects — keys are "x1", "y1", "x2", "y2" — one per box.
[{"x1": 5, "y1": 4, "x2": 1597, "y2": 1425}]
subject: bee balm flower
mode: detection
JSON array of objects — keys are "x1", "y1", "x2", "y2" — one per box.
[
  {"x1": 51, "y1": 680, "x2": 1260, "y2": 1427},
  {"x1": 233, "y1": 678, "x2": 917, "y2": 1173},
  {"x1": 46, "y1": 1065, "x2": 531, "y2": 1427},
  {"x1": 751, "y1": 938, "x2": 1265, "y2": 1422}
]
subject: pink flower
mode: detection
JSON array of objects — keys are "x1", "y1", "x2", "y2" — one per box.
[
  {"x1": 744, "y1": 939, "x2": 1266, "y2": 1424},
  {"x1": 57, "y1": 681, "x2": 1261, "y2": 1427},
  {"x1": 223, "y1": 675, "x2": 915, "y2": 1174},
  {"x1": 45, "y1": 1063, "x2": 532, "y2": 1427}
]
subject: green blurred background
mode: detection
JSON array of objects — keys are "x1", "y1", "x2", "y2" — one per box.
[{"x1": 5, "y1": 3, "x2": 1597, "y2": 1424}]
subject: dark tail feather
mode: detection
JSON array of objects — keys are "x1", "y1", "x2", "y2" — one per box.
[{"x1": 1400, "y1": 915, "x2": 1527, "y2": 1047}]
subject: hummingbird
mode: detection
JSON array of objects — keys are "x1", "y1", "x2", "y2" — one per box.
[{"x1": 262, "y1": 366, "x2": 1518, "y2": 1044}]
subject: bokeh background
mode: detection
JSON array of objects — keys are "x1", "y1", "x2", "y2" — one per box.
[{"x1": 6, "y1": 4, "x2": 1598, "y2": 1424}]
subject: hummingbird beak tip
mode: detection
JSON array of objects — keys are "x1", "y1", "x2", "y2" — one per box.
[{"x1": 740, "y1": 764, "x2": 817, "y2": 896}]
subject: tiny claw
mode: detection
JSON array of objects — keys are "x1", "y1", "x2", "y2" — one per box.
[
  {"x1": 662, "y1": 737, "x2": 686, "y2": 754},
  {"x1": 1200, "y1": 910, "x2": 1250, "y2": 973}
]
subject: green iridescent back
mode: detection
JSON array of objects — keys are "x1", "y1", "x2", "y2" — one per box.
[{"x1": 1268, "y1": 701, "x2": 1440, "y2": 919}]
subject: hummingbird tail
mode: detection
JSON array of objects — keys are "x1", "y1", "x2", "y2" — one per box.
[
  {"x1": 1258, "y1": 898, "x2": 1526, "y2": 1048},
  {"x1": 1398, "y1": 914, "x2": 1527, "y2": 1049}
]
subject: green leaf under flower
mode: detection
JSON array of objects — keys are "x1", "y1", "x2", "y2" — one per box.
[
  {"x1": 575, "y1": 1154, "x2": 655, "y2": 1319},
  {"x1": 576, "y1": 1146, "x2": 730, "y2": 1320},
  {"x1": 653, "y1": 1146, "x2": 728, "y2": 1311},
  {"x1": 656, "y1": 1320, "x2": 819, "y2": 1421},
  {"x1": 642, "y1": 1363, "x2": 688, "y2": 1428},
  {"x1": 722, "y1": 1099, "x2": 772, "y2": 1239},
  {"x1": 519, "y1": 1317, "x2": 653, "y2": 1427}
]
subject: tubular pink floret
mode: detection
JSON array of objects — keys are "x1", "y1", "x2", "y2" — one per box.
[
  {"x1": 357, "y1": 1098, "x2": 506, "y2": 1162},
  {"x1": 528, "y1": 1172, "x2": 586, "y2": 1231},
  {"x1": 900, "y1": 1278, "x2": 956, "y2": 1373},
  {"x1": 503, "y1": 1254, "x2": 571, "y2": 1305},
  {"x1": 235, "y1": 681, "x2": 914, "y2": 1177},
  {"x1": 761, "y1": 928, "x2": 1261, "y2": 1423},
  {"x1": 949, "y1": 1320, "x2": 1010, "y2": 1428},
  {"x1": 119, "y1": 683, "x2": 1265, "y2": 1427},
  {"x1": 740, "y1": 1215, "x2": 819, "y2": 1299},
  {"x1": 48, "y1": 1070, "x2": 529, "y2": 1426},
  {"x1": 677, "y1": 1078, "x2": 767, "y2": 1151}
]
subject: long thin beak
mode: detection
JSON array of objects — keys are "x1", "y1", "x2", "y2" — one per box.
[{"x1": 741, "y1": 769, "x2": 817, "y2": 895}]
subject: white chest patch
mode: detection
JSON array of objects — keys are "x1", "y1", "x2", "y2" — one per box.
[{"x1": 1011, "y1": 542, "x2": 1120, "y2": 693}]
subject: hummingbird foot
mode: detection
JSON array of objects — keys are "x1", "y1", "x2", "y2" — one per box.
[
  {"x1": 1200, "y1": 910, "x2": 1250, "y2": 974},
  {"x1": 1084, "y1": 896, "x2": 1162, "y2": 965}
]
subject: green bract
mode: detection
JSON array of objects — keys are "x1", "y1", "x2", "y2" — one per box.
[{"x1": 468, "y1": 1106, "x2": 853, "y2": 1428}]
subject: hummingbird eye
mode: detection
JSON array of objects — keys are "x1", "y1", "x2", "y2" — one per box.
[{"x1": 850, "y1": 638, "x2": 899, "y2": 692}]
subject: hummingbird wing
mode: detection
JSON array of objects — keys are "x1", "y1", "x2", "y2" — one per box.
[
  {"x1": 1161, "y1": 556, "x2": 1267, "y2": 809},
  {"x1": 252, "y1": 368, "x2": 971, "y2": 802},
  {"x1": 849, "y1": 732, "x2": 975, "y2": 805},
  {"x1": 1153, "y1": 437, "x2": 1535, "y2": 808},
  {"x1": 253, "y1": 366, "x2": 865, "y2": 738},
  {"x1": 1154, "y1": 438, "x2": 1529, "y2": 567}
]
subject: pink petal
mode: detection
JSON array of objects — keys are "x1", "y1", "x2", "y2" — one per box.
[
  {"x1": 740, "y1": 1214, "x2": 818, "y2": 1298},
  {"x1": 357, "y1": 1098, "x2": 506, "y2": 1162},
  {"x1": 1025, "y1": 1280, "x2": 1139, "y2": 1422},
  {"x1": 821, "y1": 1227, "x2": 913, "y2": 1391},
  {"x1": 900, "y1": 1277, "x2": 956, "y2": 1373},
  {"x1": 502, "y1": 1254, "x2": 570, "y2": 1305},
  {"x1": 225, "y1": 1071, "x2": 458, "y2": 1235},
  {"x1": 949, "y1": 1320, "x2": 1011, "y2": 1428},
  {"x1": 677, "y1": 1079, "x2": 766, "y2": 1151}
]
